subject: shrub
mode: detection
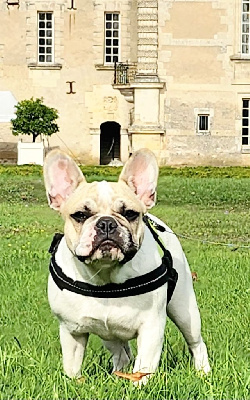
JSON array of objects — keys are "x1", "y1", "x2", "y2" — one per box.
[{"x1": 11, "y1": 97, "x2": 59, "y2": 143}]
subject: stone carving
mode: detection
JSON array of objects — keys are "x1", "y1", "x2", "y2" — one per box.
[{"x1": 103, "y1": 96, "x2": 118, "y2": 111}]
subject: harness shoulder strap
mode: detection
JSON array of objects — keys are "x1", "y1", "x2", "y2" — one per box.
[
  {"x1": 49, "y1": 233, "x2": 64, "y2": 255},
  {"x1": 143, "y1": 215, "x2": 178, "y2": 304},
  {"x1": 143, "y1": 215, "x2": 167, "y2": 256}
]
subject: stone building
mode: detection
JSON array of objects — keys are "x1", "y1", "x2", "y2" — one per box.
[{"x1": 0, "y1": 0, "x2": 250, "y2": 165}]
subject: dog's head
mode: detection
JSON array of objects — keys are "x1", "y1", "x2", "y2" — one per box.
[{"x1": 44, "y1": 149, "x2": 158, "y2": 266}]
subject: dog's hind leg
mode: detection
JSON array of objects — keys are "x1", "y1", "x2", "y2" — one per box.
[
  {"x1": 166, "y1": 272, "x2": 210, "y2": 374},
  {"x1": 60, "y1": 325, "x2": 89, "y2": 378},
  {"x1": 103, "y1": 340, "x2": 133, "y2": 371}
]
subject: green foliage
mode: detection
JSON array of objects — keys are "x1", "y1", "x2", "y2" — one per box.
[
  {"x1": 11, "y1": 97, "x2": 59, "y2": 143},
  {"x1": 159, "y1": 165, "x2": 250, "y2": 178},
  {"x1": 0, "y1": 163, "x2": 249, "y2": 179},
  {"x1": 0, "y1": 164, "x2": 43, "y2": 176}
]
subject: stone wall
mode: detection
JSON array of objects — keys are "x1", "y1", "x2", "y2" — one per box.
[{"x1": 0, "y1": 0, "x2": 249, "y2": 165}]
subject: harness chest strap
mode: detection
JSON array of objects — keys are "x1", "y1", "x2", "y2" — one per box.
[{"x1": 48, "y1": 216, "x2": 178, "y2": 303}]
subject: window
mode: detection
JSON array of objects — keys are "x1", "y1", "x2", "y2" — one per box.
[
  {"x1": 241, "y1": 1, "x2": 250, "y2": 54},
  {"x1": 194, "y1": 108, "x2": 213, "y2": 134},
  {"x1": 38, "y1": 12, "x2": 54, "y2": 63},
  {"x1": 197, "y1": 114, "x2": 210, "y2": 133},
  {"x1": 104, "y1": 13, "x2": 120, "y2": 64},
  {"x1": 242, "y1": 99, "x2": 250, "y2": 145}
]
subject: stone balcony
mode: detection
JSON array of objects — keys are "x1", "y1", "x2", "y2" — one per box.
[
  {"x1": 113, "y1": 61, "x2": 165, "y2": 103},
  {"x1": 112, "y1": 62, "x2": 137, "y2": 103}
]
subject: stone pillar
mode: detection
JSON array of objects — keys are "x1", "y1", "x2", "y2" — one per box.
[
  {"x1": 127, "y1": 1, "x2": 165, "y2": 158},
  {"x1": 132, "y1": 82, "x2": 164, "y2": 127},
  {"x1": 136, "y1": 0, "x2": 159, "y2": 82}
]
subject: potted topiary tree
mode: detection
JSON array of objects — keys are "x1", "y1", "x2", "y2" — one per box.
[{"x1": 11, "y1": 97, "x2": 59, "y2": 165}]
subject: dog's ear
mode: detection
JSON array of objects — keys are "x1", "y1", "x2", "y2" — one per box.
[
  {"x1": 43, "y1": 150, "x2": 85, "y2": 211},
  {"x1": 119, "y1": 149, "x2": 159, "y2": 209}
]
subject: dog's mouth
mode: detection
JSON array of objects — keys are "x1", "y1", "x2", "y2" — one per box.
[
  {"x1": 94, "y1": 239, "x2": 124, "y2": 259},
  {"x1": 76, "y1": 239, "x2": 124, "y2": 263},
  {"x1": 76, "y1": 239, "x2": 138, "y2": 265},
  {"x1": 98, "y1": 239, "x2": 119, "y2": 251}
]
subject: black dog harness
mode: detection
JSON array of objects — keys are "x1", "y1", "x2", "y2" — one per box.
[{"x1": 49, "y1": 215, "x2": 178, "y2": 304}]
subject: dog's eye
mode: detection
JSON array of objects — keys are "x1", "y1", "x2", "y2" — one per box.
[
  {"x1": 70, "y1": 211, "x2": 90, "y2": 223},
  {"x1": 124, "y1": 210, "x2": 139, "y2": 222}
]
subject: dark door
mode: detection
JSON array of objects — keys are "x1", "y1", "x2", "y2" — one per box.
[{"x1": 100, "y1": 121, "x2": 121, "y2": 165}]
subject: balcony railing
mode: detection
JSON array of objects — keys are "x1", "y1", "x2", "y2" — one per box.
[{"x1": 114, "y1": 62, "x2": 137, "y2": 85}]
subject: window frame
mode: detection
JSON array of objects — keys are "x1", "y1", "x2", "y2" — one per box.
[
  {"x1": 37, "y1": 11, "x2": 54, "y2": 64},
  {"x1": 242, "y1": 98, "x2": 250, "y2": 146},
  {"x1": 104, "y1": 12, "x2": 120, "y2": 65},
  {"x1": 241, "y1": 0, "x2": 250, "y2": 55},
  {"x1": 197, "y1": 114, "x2": 210, "y2": 133}
]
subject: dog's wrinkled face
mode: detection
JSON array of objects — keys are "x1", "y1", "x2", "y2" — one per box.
[
  {"x1": 44, "y1": 148, "x2": 159, "y2": 268},
  {"x1": 61, "y1": 180, "x2": 145, "y2": 265}
]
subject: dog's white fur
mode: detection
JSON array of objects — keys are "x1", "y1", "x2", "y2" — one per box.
[{"x1": 44, "y1": 148, "x2": 210, "y2": 382}]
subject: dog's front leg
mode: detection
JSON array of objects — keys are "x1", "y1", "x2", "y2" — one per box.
[
  {"x1": 60, "y1": 324, "x2": 89, "y2": 378},
  {"x1": 103, "y1": 339, "x2": 133, "y2": 371},
  {"x1": 133, "y1": 319, "x2": 166, "y2": 383}
]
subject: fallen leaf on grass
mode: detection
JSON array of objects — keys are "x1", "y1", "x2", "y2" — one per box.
[
  {"x1": 191, "y1": 271, "x2": 198, "y2": 281},
  {"x1": 113, "y1": 371, "x2": 151, "y2": 382},
  {"x1": 76, "y1": 376, "x2": 85, "y2": 384}
]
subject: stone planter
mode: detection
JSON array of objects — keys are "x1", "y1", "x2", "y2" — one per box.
[{"x1": 17, "y1": 140, "x2": 45, "y2": 166}]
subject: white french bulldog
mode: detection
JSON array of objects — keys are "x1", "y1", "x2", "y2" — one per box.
[{"x1": 43, "y1": 148, "x2": 210, "y2": 383}]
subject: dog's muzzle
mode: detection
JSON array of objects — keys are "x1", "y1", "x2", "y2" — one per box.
[{"x1": 76, "y1": 216, "x2": 138, "y2": 264}]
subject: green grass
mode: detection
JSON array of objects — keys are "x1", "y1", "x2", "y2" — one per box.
[{"x1": 0, "y1": 166, "x2": 249, "y2": 399}]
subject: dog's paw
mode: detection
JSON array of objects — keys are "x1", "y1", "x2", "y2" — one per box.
[
  {"x1": 196, "y1": 362, "x2": 211, "y2": 375},
  {"x1": 133, "y1": 373, "x2": 151, "y2": 387},
  {"x1": 192, "y1": 341, "x2": 211, "y2": 375}
]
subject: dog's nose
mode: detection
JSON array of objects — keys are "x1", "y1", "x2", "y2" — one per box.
[{"x1": 96, "y1": 217, "x2": 118, "y2": 235}]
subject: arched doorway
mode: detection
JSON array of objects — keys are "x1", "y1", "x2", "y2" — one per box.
[{"x1": 100, "y1": 121, "x2": 121, "y2": 165}]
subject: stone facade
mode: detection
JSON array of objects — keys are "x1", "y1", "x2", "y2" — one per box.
[{"x1": 0, "y1": 0, "x2": 249, "y2": 165}]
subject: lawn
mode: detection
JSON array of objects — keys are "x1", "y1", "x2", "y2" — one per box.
[{"x1": 0, "y1": 165, "x2": 249, "y2": 399}]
